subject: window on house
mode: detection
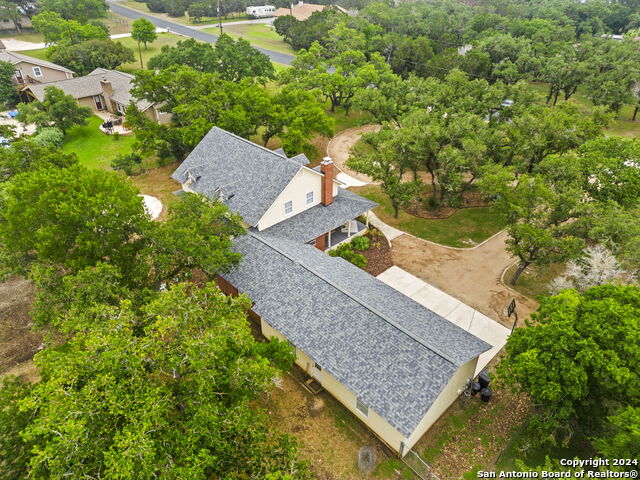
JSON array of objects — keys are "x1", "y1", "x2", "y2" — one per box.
[
  {"x1": 355, "y1": 397, "x2": 369, "y2": 417},
  {"x1": 306, "y1": 191, "x2": 314, "y2": 205},
  {"x1": 284, "y1": 200, "x2": 293, "y2": 216},
  {"x1": 32, "y1": 66, "x2": 42, "y2": 77},
  {"x1": 116, "y1": 103, "x2": 126, "y2": 114}
]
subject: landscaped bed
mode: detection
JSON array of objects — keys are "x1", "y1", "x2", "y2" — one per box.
[{"x1": 352, "y1": 185, "x2": 507, "y2": 248}]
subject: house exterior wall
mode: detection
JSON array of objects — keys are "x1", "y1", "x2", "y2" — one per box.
[
  {"x1": 260, "y1": 318, "x2": 408, "y2": 454},
  {"x1": 146, "y1": 105, "x2": 172, "y2": 124},
  {"x1": 257, "y1": 168, "x2": 340, "y2": 231},
  {"x1": 76, "y1": 95, "x2": 101, "y2": 111},
  {"x1": 14, "y1": 61, "x2": 72, "y2": 84},
  {"x1": 403, "y1": 356, "x2": 478, "y2": 453}
]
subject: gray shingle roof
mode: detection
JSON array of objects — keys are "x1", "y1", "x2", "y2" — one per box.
[
  {"x1": 26, "y1": 68, "x2": 153, "y2": 111},
  {"x1": 0, "y1": 50, "x2": 74, "y2": 73},
  {"x1": 289, "y1": 153, "x2": 310, "y2": 165},
  {"x1": 260, "y1": 188, "x2": 377, "y2": 243},
  {"x1": 223, "y1": 231, "x2": 491, "y2": 437},
  {"x1": 171, "y1": 127, "x2": 305, "y2": 226}
]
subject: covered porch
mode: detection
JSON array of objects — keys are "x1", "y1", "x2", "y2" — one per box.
[{"x1": 322, "y1": 218, "x2": 367, "y2": 251}]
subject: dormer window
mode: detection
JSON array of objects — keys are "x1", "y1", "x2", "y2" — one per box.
[
  {"x1": 306, "y1": 191, "x2": 314, "y2": 205},
  {"x1": 284, "y1": 200, "x2": 293, "y2": 216},
  {"x1": 32, "y1": 66, "x2": 42, "y2": 77}
]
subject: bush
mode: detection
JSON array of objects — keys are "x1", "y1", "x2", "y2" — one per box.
[
  {"x1": 32, "y1": 127, "x2": 64, "y2": 148},
  {"x1": 328, "y1": 244, "x2": 367, "y2": 269},
  {"x1": 111, "y1": 153, "x2": 143, "y2": 175},
  {"x1": 165, "y1": 0, "x2": 186, "y2": 16},
  {"x1": 112, "y1": 131, "x2": 120, "y2": 141},
  {"x1": 350, "y1": 236, "x2": 370, "y2": 251},
  {"x1": 146, "y1": 0, "x2": 166, "y2": 12}
]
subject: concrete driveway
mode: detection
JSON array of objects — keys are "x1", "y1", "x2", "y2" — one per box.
[{"x1": 377, "y1": 266, "x2": 511, "y2": 376}]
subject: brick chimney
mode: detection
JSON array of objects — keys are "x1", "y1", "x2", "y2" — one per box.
[
  {"x1": 320, "y1": 156, "x2": 334, "y2": 206},
  {"x1": 100, "y1": 78, "x2": 113, "y2": 97}
]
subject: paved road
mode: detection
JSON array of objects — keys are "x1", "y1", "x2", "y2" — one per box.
[{"x1": 106, "y1": 0, "x2": 295, "y2": 65}]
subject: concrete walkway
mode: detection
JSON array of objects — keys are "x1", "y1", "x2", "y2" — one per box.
[
  {"x1": 367, "y1": 211, "x2": 404, "y2": 241},
  {"x1": 4, "y1": 28, "x2": 168, "y2": 51},
  {"x1": 377, "y1": 266, "x2": 511, "y2": 376}
]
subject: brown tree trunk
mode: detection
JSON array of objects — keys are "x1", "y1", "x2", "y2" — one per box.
[
  {"x1": 633, "y1": 105, "x2": 639, "y2": 121},
  {"x1": 392, "y1": 203, "x2": 399, "y2": 218},
  {"x1": 509, "y1": 261, "x2": 530, "y2": 286}
]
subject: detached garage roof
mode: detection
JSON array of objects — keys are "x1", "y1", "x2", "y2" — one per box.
[{"x1": 223, "y1": 231, "x2": 491, "y2": 437}]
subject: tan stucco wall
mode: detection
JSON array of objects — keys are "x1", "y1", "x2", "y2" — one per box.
[
  {"x1": 75, "y1": 95, "x2": 102, "y2": 111},
  {"x1": 15, "y1": 62, "x2": 71, "y2": 83},
  {"x1": 404, "y1": 357, "x2": 478, "y2": 452},
  {"x1": 257, "y1": 167, "x2": 341, "y2": 230}
]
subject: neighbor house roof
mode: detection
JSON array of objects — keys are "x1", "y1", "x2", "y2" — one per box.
[
  {"x1": 0, "y1": 50, "x2": 74, "y2": 74},
  {"x1": 260, "y1": 188, "x2": 376, "y2": 242},
  {"x1": 172, "y1": 127, "x2": 322, "y2": 226},
  {"x1": 223, "y1": 231, "x2": 491, "y2": 437},
  {"x1": 26, "y1": 68, "x2": 153, "y2": 111}
]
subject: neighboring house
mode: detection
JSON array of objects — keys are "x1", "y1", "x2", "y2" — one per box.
[
  {"x1": 172, "y1": 127, "x2": 491, "y2": 457},
  {"x1": 274, "y1": 1, "x2": 347, "y2": 21},
  {"x1": 0, "y1": 50, "x2": 74, "y2": 87},
  {"x1": 246, "y1": 5, "x2": 276, "y2": 17},
  {"x1": 22, "y1": 68, "x2": 171, "y2": 124}
]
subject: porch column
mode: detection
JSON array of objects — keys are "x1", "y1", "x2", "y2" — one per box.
[
  {"x1": 328, "y1": 229, "x2": 332, "y2": 249},
  {"x1": 347, "y1": 221, "x2": 351, "y2": 238},
  {"x1": 366, "y1": 211, "x2": 370, "y2": 228}
]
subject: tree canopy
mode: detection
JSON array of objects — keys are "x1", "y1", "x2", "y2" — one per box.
[
  {"x1": 498, "y1": 284, "x2": 640, "y2": 448},
  {"x1": 16, "y1": 86, "x2": 91, "y2": 134}
]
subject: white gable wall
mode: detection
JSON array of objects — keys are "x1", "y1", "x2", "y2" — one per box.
[{"x1": 257, "y1": 167, "x2": 339, "y2": 231}]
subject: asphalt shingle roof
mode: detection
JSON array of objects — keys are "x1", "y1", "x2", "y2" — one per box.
[
  {"x1": 0, "y1": 50, "x2": 74, "y2": 73},
  {"x1": 26, "y1": 68, "x2": 153, "y2": 111},
  {"x1": 171, "y1": 127, "x2": 305, "y2": 226},
  {"x1": 223, "y1": 232, "x2": 491, "y2": 437},
  {"x1": 260, "y1": 188, "x2": 377, "y2": 243}
]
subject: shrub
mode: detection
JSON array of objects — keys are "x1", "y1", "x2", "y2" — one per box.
[
  {"x1": 111, "y1": 152, "x2": 143, "y2": 175},
  {"x1": 328, "y1": 244, "x2": 367, "y2": 269},
  {"x1": 146, "y1": 0, "x2": 166, "y2": 12},
  {"x1": 112, "y1": 131, "x2": 121, "y2": 141},
  {"x1": 350, "y1": 236, "x2": 370, "y2": 251},
  {"x1": 32, "y1": 127, "x2": 64, "y2": 148}
]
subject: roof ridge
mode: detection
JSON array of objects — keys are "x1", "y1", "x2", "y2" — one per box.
[
  {"x1": 249, "y1": 231, "x2": 460, "y2": 366},
  {"x1": 212, "y1": 127, "x2": 304, "y2": 170}
]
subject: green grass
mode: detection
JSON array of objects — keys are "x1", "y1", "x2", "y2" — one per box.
[
  {"x1": 352, "y1": 185, "x2": 507, "y2": 248},
  {"x1": 0, "y1": 28, "x2": 44, "y2": 43},
  {"x1": 504, "y1": 262, "x2": 565, "y2": 299},
  {"x1": 117, "y1": 1, "x2": 250, "y2": 25},
  {"x1": 496, "y1": 426, "x2": 595, "y2": 471},
  {"x1": 529, "y1": 81, "x2": 640, "y2": 138},
  {"x1": 202, "y1": 23, "x2": 294, "y2": 55},
  {"x1": 14, "y1": 48, "x2": 48, "y2": 62},
  {"x1": 16, "y1": 33, "x2": 184, "y2": 73},
  {"x1": 116, "y1": 33, "x2": 184, "y2": 72},
  {"x1": 62, "y1": 116, "x2": 136, "y2": 170}
]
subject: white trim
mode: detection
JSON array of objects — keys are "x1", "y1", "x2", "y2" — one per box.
[{"x1": 32, "y1": 66, "x2": 42, "y2": 77}]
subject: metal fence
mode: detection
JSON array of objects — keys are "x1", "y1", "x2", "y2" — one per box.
[{"x1": 402, "y1": 449, "x2": 441, "y2": 480}]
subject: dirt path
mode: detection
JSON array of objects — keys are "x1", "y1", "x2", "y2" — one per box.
[
  {"x1": 327, "y1": 124, "x2": 380, "y2": 183},
  {"x1": 391, "y1": 232, "x2": 538, "y2": 327}
]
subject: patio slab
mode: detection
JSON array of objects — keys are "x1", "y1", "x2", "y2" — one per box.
[{"x1": 377, "y1": 266, "x2": 510, "y2": 376}]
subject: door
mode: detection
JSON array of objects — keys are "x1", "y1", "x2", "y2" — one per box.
[
  {"x1": 14, "y1": 69, "x2": 24, "y2": 84},
  {"x1": 93, "y1": 95, "x2": 105, "y2": 110},
  {"x1": 311, "y1": 361, "x2": 322, "y2": 383}
]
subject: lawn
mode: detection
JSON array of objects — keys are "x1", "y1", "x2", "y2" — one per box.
[
  {"x1": 117, "y1": 1, "x2": 250, "y2": 25},
  {"x1": 503, "y1": 262, "x2": 566, "y2": 299},
  {"x1": 529, "y1": 81, "x2": 640, "y2": 138},
  {"x1": 352, "y1": 185, "x2": 507, "y2": 248},
  {"x1": 116, "y1": 33, "x2": 184, "y2": 72},
  {"x1": 202, "y1": 23, "x2": 294, "y2": 55},
  {"x1": 62, "y1": 116, "x2": 136, "y2": 170},
  {"x1": 0, "y1": 28, "x2": 44, "y2": 43}
]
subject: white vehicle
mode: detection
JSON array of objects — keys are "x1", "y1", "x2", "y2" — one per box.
[{"x1": 246, "y1": 5, "x2": 276, "y2": 17}]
